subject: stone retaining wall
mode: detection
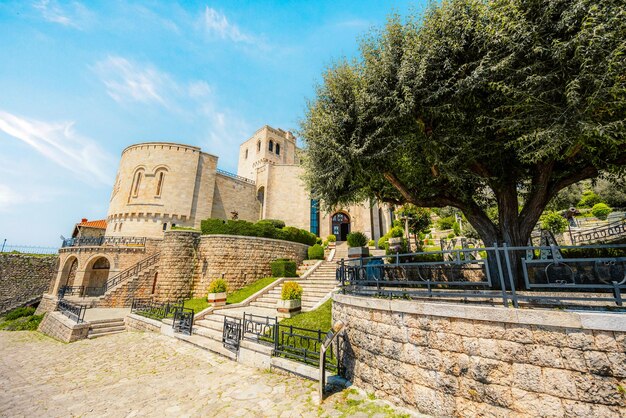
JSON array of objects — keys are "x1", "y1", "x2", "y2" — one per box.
[
  {"x1": 35, "y1": 293, "x2": 58, "y2": 315},
  {"x1": 333, "y1": 294, "x2": 626, "y2": 417},
  {"x1": 155, "y1": 231, "x2": 199, "y2": 302},
  {"x1": 125, "y1": 313, "x2": 162, "y2": 333},
  {"x1": 38, "y1": 312, "x2": 90, "y2": 343},
  {"x1": 0, "y1": 254, "x2": 58, "y2": 313}
]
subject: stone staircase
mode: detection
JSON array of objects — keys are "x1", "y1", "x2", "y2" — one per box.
[{"x1": 87, "y1": 317, "x2": 126, "y2": 339}]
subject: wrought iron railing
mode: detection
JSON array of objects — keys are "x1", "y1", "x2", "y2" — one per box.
[
  {"x1": 0, "y1": 244, "x2": 59, "y2": 255},
  {"x1": 57, "y1": 286, "x2": 85, "y2": 298},
  {"x1": 242, "y1": 313, "x2": 277, "y2": 344},
  {"x1": 61, "y1": 236, "x2": 147, "y2": 248},
  {"x1": 336, "y1": 243, "x2": 626, "y2": 308},
  {"x1": 57, "y1": 299, "x2": 86, "y2": 323},
  {"x1": 131, "y1": 298, "x2": 193, "y2": 334},
  {"x1": 571, "y1": 219, "x2": 626, "y2": 245},
  {"x1": 216, "y1": 169, "x2": 255, "y2": 185},
  {"x1": 274, "y1": 323, "x2": 341, "y2": 373}
]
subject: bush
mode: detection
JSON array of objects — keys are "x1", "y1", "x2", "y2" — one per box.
[
  {"x1": 591, "y1": 203, "x2": 612, "y2": 220},
  {"x1": 368, "y1": 239, "x2": 375, "y2": 247},
  {"x1": 540, "y1": 211, "x2": 568, "y2": 235},
  {"x1": 437, "y1": 216, "x2": 455, "y2": 230},
  {"x1": 390, "y1": 226, "x2": 404, "y2": 238},
  {"x1": 200, "y1": 218, "x2": 316, "y2": 246},
  {"x1": 308, "y1": 244, "x2": 324, "y2": 260},
  {"x1": 378, "y1": 236, "x2": 388, "y2": 250},
  {"x1": 347, "y1": 231, "x2": 368, "y2": 247},
  {"x1": 4, "y1": 306, "x2": 36, "y2": 320},
  {"x1": 452, "y1": 221, "x2": 461, "y2": 236},
  {"x1": 271, "y1": 258, "x2": 298, "y2": 277},
  {"x1": 281, "y1": 281, "x2": 303, "y2": 300},
  {"x1": 577, "y1": 190, "x2": 602, "y2": 208},
  {"x1": 1, "y1": 314, "x2": 44, "y2": 331},
  {"x1": 316, "y1": 237, "x2": 323, "y2": 245},
  {"x1": 447, "y1": 232, "x2": 456, "y2": 239},
  {"x1": 207, "y1": 278, "x2": 228, "y2": 294},
  {"x1": 264, "y1": 219, "x2": 286, "y2": 229},
  {"x1": 327, "y1": 234, "x2": 336, "y2": 242}
]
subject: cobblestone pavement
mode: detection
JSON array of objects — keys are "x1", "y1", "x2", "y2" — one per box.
[{"x1": 0, "y1": 331, "x2": 421, "y2": 418}]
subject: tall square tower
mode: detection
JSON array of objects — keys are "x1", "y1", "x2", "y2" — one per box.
[{"x1": 237, "y1": 125, "x2": 299, "y2": 180}]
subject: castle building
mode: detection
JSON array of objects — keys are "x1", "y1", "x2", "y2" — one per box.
[{"x1": 105, "y1": 125, "x2": 393, "y2": 243}]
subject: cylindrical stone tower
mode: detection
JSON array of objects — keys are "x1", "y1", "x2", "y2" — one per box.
[{"x1": 154, "y1": 230, "x2": 199, "y2": 302}]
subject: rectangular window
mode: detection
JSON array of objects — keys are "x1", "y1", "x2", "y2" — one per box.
[{"x1": 310, "y1": 199, "x2": 320, "y2": 236}]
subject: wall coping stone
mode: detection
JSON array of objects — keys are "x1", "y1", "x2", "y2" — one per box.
[
  {"x1": 333, "y1": 293, "x2": 626, "y2": 332},
  {"x1": 200, "y1": 234, "x2": 310, "y2": 250},
  {"x1": 126, "y1": 313, "x2": 164, "y2": 329}
]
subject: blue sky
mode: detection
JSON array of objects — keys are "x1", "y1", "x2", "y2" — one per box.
[{"x1": 0, "y1": 0, "x2": 426, "y2": 247}]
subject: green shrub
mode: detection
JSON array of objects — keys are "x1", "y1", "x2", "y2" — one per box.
[
  {"x1": 308, "y1": 244, "x2": 324, "y2": 260},
  {"x1": 577, "y1": 190, "x2": 602, "y2": 208},
  {"x1": 390, "y1": 226, "x2": 404, "y2": 238},
  {"x1": 392, "y1": 219, "x2": 403, "y2": 228},
  {"x1": 207, "y1": 278, "x2": 228, "y2": 294},
  {"x1": 327, "y1": 234, "x2": 336, "y2": 242},
  {"x1": 378, "y1": 236, "x2": 388, "y2": 250},
  {"x1": 4, "y1": 306, "x2": 36, "y2": 321},
  {"x1": 591, "y1": 203, "x2": 612, "y2": 220},
  {"x1": 264, "y1": 219, "x2": 286, "y2": 229},
  {"x1": 271, "y1": 258, "x2": 298, "y2": 277},
  {"x1": 346, "y1": 231, "x2": 368, "y2": 247},
  {"x1": 1, "y1": 314, "x2": 44, "y2": 331},
  {"x1": 281, "y1": 281, "x2": 303, "y2": 300},
  {"x1": 447, "y1": 232, "x2": 456, "y2": 239},
  {"x1": 437, "y1": 216, "x2": 455, "y2": 230},
  {"x1": 452, "y1": 221, "x2": 461, "y2": 236},
  {"x1": 540, "y1": 211, "x2": 568, "y2": 235},
  {"x1": 368, "y1": 239, "x2": 375, "y2": 247},
  {"x1": 200, "y1": 218, "x2": 316, "y2": 246},
  {"x1": 316, "y1": 237, "x2": 323, "y2": 245},
  {"x1": 322, "y1": 239, "x2": 329, "y2": 248}
]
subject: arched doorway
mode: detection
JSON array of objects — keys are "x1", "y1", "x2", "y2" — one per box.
[
  {"x1": 83, "y1": 256, "x2": 110, "y2": 296},
  {"x1": 331, "y1": 212, "x2": 351, "y2": 241},
  {"x1": 60, "y1": 256, "x2": 79, "y2": 287}
]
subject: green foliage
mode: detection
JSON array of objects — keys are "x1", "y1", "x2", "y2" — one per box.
[
  {"x1": 591, "y1": 203, "x2": 612, "y2": 220},
  {"x1": 367, "y1": 239, "x2": 375, "y2": 247},
  {"x1": 227, "y1": 277, "x2": 277, "y2": 304},
  {"x1": 207, "y1": 278, "x2": 228, "y2": 294},
  {"x1": 4, "y1": 306, "x2": 36, "y2": 320},
  {"x1": 389, "y1": 226, "x2": 404, "y2": 238},
  {"x1": 447, "y1": 232, "x2": 456, "y2": 239},
  {"x1": 308, "y1": 244, "x2": 325, "y2": 260},
  {"x1": 397, "y1": 204, "x2": 432, "y2": 235},
  {"x1": 452, "y1": 221, "x2": 461, "y2": 236},
  {"x1": 183, "y1": 298, "x2": 209, "y2": 313},
  {"x1": 377, "y1": 236, "x2": 388, "y2": 250},
  {"x1": 271, "y1": 259, "x2": 298, "y2": 278},
  {"x1": 300, "y1": 0, "x2": 626, "y2": 249},
  {"x1": 263, "y1": 219, "x2": 286, "y2": 229},
  {"x1": 200, "y1": 218, "x2": 316, "y2": 246},
  {"x1": 0, "y1": 314, "x2": 44, "y2": 331},
  {"x1": 281, "y1": 281, "x2": 303, "y2": 300},
  {"x1": 346, "y1": 231, "x2": 368, "y2": 247},
  {"x1": 316, "y1": 237, "x2": 323, "y2": 245},
  {"x1": 279, "y1": 299, "x2": 332, "y2": 331},
  {"x1": 327, "y1": 234, "x2": 337, "y2": 242},
  {"x1": 392, "y1": 219, "x2": 403, "y2": 228},
  {"x1": 436, "y1": 216, "x2": 455, "y2": 230},
  {"x1": 540, "y1": 211, "x2": 569, "y2": 235},
  {"x1": 577, "y1": 190, "x2": 603, "y2": 208}
]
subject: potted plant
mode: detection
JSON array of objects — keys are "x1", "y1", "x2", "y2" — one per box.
[
  {"x1": 388, "y1": 226, "x2": 405, "y2": 249},
  {"x1": 347, "y1": 231, "x2": 369, "y2": 258},
  {"x1": 277, "y1": 281, "x2": 302, "y2": 318},
  {"x1": 207, "y1": 278, "x2": 228, "y2": 307},
  {"x1": 326, "y1": 234, "x2": 337, "y2": 248}
]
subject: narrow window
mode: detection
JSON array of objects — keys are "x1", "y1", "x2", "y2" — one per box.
[
  {"x1": 245, "y1": 149, "x2": 248, "y2": 159},
  {"x1": 119, "y1": 222, "x2": 123, "y2": 232},
  {"x1": 151, "y1": 272, "x2": 158, "y2": 294},
  {"x1": 269, "y1": 140, "x2": 274, "y2": 152},
  {"x1": 132, "y1": 172, "x2": 142, "y2": 197},
  {"x1": 257, "y1": 140, "x2": 261, "y2": 152},
  {"x1": 156, "y1": 172, "x2": 165, "y2": 196},
  {"x1": 276, "y1": 143, "x2": 280, "y2": 156},
  {"x1": 163, "y1": 222, "x2": 167, "y2": 231}
]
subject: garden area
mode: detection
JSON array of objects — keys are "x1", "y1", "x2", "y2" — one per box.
[{"x1": 0, "y1": 306, "x2": 43, "y2": 331}]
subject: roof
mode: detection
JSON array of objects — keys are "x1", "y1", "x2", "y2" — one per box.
[{"x1": 76, "y1": 219, "x2": 107, "y2": 229}]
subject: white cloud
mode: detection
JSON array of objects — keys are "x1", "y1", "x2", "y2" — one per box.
[
  {"x1": 33, "y1": 0, "x2": 91, "y2": 29},
  {"x1": 0, "y1": 184, "x2": 25, "y2": 211},
  {"x1": 201, "y1": 7, "x2": 255, "y2": 44},
  {"x1": 0, "y1": 111, "x2": 114, "y2": 185}
]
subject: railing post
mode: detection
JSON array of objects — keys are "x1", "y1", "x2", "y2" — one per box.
[
  {"x1": 502, "y1": 244, "x2": 519, "y2": 308},
  {"x1": 493, "y1": 243, "x2": 510, "y2": 308},
  {"x1": 613, "y1": 282, "x2": 623, "y2": 307}
]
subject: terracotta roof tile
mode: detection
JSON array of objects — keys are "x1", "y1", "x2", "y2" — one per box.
[{"x1": 76, "y1": 219, "x2": 107, "y2": 229}]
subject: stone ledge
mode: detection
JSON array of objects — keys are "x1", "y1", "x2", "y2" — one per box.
[
  {"x1": 200, "y1": 234, "x2": 310, "y2": 250},
  {"x1": 333, "y1": 293, "x2": 626, "y2": 332},
  {"x1": 38, "y1": 311, "x2": 90, "y2": 343}
]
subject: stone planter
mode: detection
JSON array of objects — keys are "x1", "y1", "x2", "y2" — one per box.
[
  {"x1": 207, "y1": 292, "x2": 227, "y2": 307},
  {"x1": 348, "y1": 246, "x2": 370, "y2": 258},
  {"x1": 277, "y1": 299, "x2": 301, "y2": 318}
]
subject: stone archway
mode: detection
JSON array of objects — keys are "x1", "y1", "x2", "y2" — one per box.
[
  {"x1": 60, "y1": 256, "x2": 79, "y2": 287},
  {"x1": 83, "y1": 256, "x2": 111, "y2": 296},
  {"x1": 331, "y1": 212, "x2": 351, "y2": 241}
]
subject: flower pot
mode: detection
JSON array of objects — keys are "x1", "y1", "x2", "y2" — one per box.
[
  {"x1": 388, "y1": 237, "x2": 403, "y2": 246},
  {"x1": 277, "y1": 299, "x2": 301, "y2": 318},
  {"x1": 207, "y1": 292, "x2": 227, "y2": 307},
  {"x1": 348, "y1": 246, "x2": 370, "y2": 258}
]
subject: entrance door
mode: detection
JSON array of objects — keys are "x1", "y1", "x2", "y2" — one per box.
[{"x1": 331, "y1": 212, "x2": 350, "y2": 241}]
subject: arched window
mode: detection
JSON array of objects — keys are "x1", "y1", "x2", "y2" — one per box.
[
  {"x1": 132, "y1": 171, "x2": 143, "y2": 197},
  {"x1": 155, "y1": 171, "x2": 165, "y2": 197},
  {"x1": 269, "y1": 140, "x2": 274, "y2": 152},
  {"x1": 257, "y1": 140, "x2": 261, "y2": 152},
  {"x1": 276, "y1": 143, "x2": 281, "y2": 156}
]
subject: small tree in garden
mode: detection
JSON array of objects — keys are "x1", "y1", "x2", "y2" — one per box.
[
  {"x1": 540, "y1": 212, "x2": 569, "y2": 236},
  {"x1": 346, "y1": 231, "x2": 368, "y2": 247},
  {"x1": 301, "y1": 0, "x2": 626, "y2": 287}
]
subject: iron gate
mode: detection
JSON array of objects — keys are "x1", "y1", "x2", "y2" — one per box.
[
  {"x1": 172, "y1": 308, "x2": 194, "y2": 335},
  {"x1": 222, "y1": 316, "x2": 242, "y2": 351}
]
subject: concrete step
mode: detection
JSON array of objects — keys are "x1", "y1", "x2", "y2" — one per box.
[
  {"x1": 175, "y1": 333, "x2": 237, "y2": 361},
  {"x1": 89, "y1": 325, "x2": 126, "y2": 335},
  {"x1": 249, "y1": 301, "x2": 276, "y2": 309},
  {"x1": 193, "y1": 324, "x2": 223, "y2": 340},
  {"x1": 87, "y1": 329, "x2": 126, "y2": 339},
  {"x1": 90, "y1": 321, "x2": 125, "y2": 329},
  {"x1": 195, "y1": 319, "x2": 223, "y2": 332}
]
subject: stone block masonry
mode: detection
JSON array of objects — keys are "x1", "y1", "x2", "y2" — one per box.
[
  {"x1": 333, "y1": 293, "x2": 626, "y2": 418},
  {"x1": 0, "y1": 254, "x2": 58, "y2": 314},
  {"x1": 38, "y1": 311, "x2": 90, "y2": 343},
  {"x1": 154, "y1": 231, "x2": 198, "y2": 303}
]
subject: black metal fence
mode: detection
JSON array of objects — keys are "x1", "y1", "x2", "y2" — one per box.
[
  {"x1": 130, "y1": 298, "x2": 183, "y2": 320},
  {"x1": 337, "y1": 243, "x2": 626, "y2": 308},
  {"x1": 570, "y1": 219, "x2": 626, "y2": 245},
  {"x1": 0, "y1": 244, "x2": 58, "y2": 255},
  {"x1": 61, "y1": 236, "x2": 147, "y2": 248},
  {"x1": 57, "y1": 299, "x2": 86, "y2": 323}
]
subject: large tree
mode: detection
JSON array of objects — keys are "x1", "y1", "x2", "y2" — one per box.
[{"x1": 301, "y1": 0, "x2": 625, "y2": 274}]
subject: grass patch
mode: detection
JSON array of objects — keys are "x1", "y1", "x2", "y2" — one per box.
[
  {"x1": 280, "y1": 298, "x2": 332, "y2": 332},
  {"x1": 0, "y1": 307, "x2": 44, "y2": 331},
  {"x1": 227, "y1": 277, "x2": 277, "y2": 304},
  {"x1": 4, "y1": 306, "x2": 36, "y2": 320},
  {"x1": 183, "y1": 298, "x2": 209, "y2": 313}
]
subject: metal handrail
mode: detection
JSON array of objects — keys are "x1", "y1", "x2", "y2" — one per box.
[
  {"x1": 104, "y1": 252, "x2": 160, "y2": 292},
  {"x1": 57, "y1": 299, "x2": 86, "y2": 323},
  {"x1": 571, "y1": 219, "x2": 626, "y2": 245},
  {"x1": 319, "y1": 321, "x2": 346, "y2": 402},
  {"x1": 216, "y1": 169, "x2": 255, "y2": 185},
  {"x1": 61, "y1": 236, "x2": 147, "y2": 248}
]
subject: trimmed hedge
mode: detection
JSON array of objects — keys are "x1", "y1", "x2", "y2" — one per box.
[
  {"x1": 271, "y1": 258, "x2": 298, "y2": 277},
  {"x1": 281, "y1": 281, "x2": 303, "y2": 300},
  {"x1": 308, "y1": 244, "x2": 325, "y2": 260},
  {"x1": 201, "y1": 218, "x2": 316, "y2": 246},
  {"x1": 347, "y1": 231, "x2": 368, "y2": 247}
]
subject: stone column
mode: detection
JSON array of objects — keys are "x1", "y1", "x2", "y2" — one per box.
[{"x1": 154, "y1": 230, "x2": 199, "y2": 302}]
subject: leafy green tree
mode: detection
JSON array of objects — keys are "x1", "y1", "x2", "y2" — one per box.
[
  {"x1": 301, "y1": 0, "x2": 625, "y2": 287},
  {"x1": 540, "y1": 211, "x2": 569, "y2": 235},
  {"x1": 577, "y1": 190, "x2": 602, "y2": 209},
  {"x1": 396, "y1": 204, "x2": 431, "y2": 239}
]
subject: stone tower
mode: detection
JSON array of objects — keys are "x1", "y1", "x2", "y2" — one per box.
[{"x1": 236, "y1": 125, "x2": 299, "y2": 180}]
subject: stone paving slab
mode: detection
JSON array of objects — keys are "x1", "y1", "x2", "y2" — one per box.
[{"x1": 0, "y1": 331, "x2": 424, "y2": 417}]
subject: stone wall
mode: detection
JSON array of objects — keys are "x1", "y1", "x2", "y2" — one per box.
[
  {"x1": 210, "y1": 174, "x2": 259, "y2": 223},
  {"x1": 154, "y1": 231, "x2": 199, "y2": 302},
  {"x1": 38, "y1": 312, "x2": 90, "y2": 343},
  {"x1": 192, "y1": 234, "x2": 308, "y2": 297},
  {"x1": 125, "y1": 313, "x2": 162, "y2": 333},
  {"x1": 0, "y1": 254, "x2": 58, "y2": 314},
  {"x1": 333, "y1": 294, "x2": 626, "y2": 418},
  {"x1": 35, "y1": 293, "x2": 58, "y2": 315}
]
